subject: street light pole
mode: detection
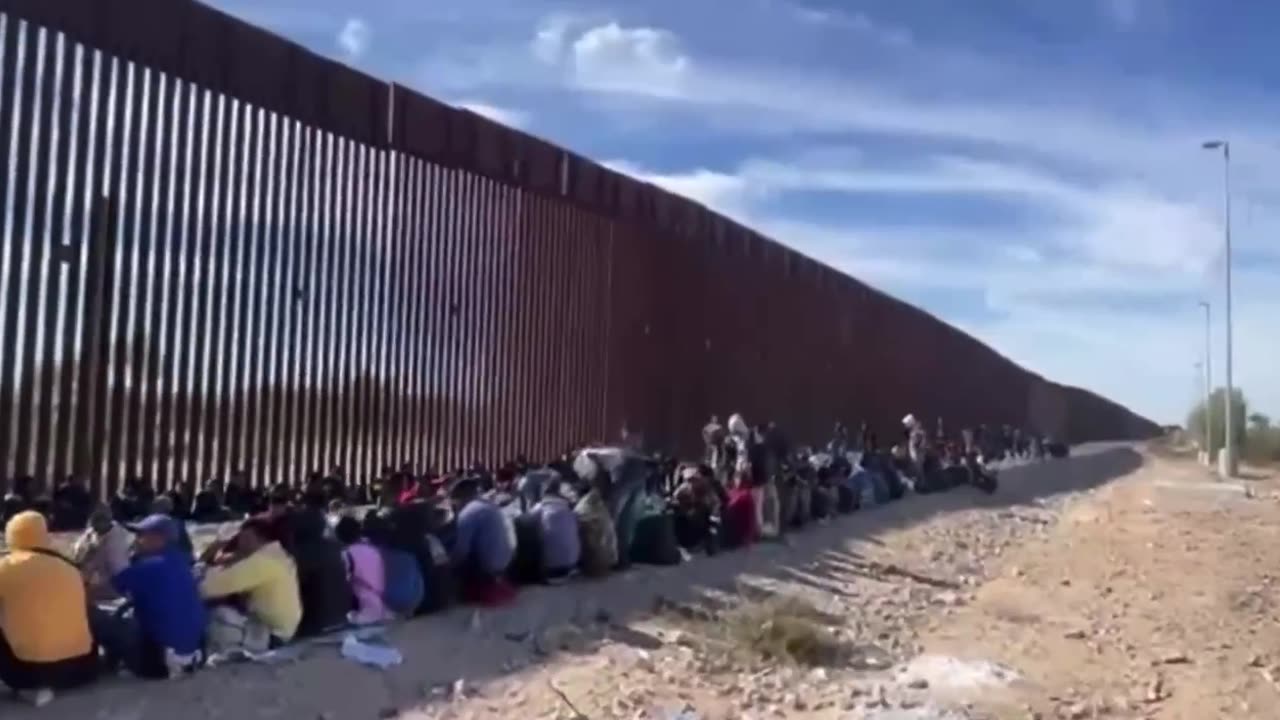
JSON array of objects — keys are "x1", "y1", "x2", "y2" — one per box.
[
  {"x1": 1202, "y1": 140, "x2": 1236, "y2": 478},
  {"x1": 1198, "y1": 301, "x2": 1212, "y2": 464},
  {"x1": 1194, "y1": 360, "x2": 1205, "y2": 459}
]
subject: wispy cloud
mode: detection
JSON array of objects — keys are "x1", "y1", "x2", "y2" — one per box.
[
  {"x1": 337, "y1": 17, "x2": 371, "y2": 59},
  {"x1": 453, "y1": 100, "x2": 531, "y2": 129},
  {"x1": 791, "y1": 6, "x2": 914, "y2": 47}
]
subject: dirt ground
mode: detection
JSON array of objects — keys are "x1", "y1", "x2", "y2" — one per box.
[{"x1": 9, "y1": 443, "x2": 1277, "y2": 720}]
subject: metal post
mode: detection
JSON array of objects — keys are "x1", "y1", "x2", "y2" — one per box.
[
  {"x1": 1193, "y1": 360, "x2": 1204, "y2": 461},
  {"x1": 1221, "y1": 144, "x2": 1237, "y2": 477},
  {"x1": 1199, "y1": 301, "x2": 1211, "y2": 464},
  {"x1": 1202, "y1": 140, "x2": 1236, "y2": 478}
]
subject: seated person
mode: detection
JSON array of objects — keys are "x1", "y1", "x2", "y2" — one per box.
[
  {"x1": 112, "y1": 477, "x2": 152, "y2": 523},
  {"x1": 2, "y1": 486, "x2": 28, "y2": 525},
  {"x1": 784, "y1": 467, "x2": 813, "y2": 530},
  {"x1": 811, "y1": 467, "x2": 835, "y2": 521},
  {"x1": 447, "y1": 478, "x2": 516, "y2": 604},
  {"x1": 166, "y1": 482, "x2": 195, "y2": 521},
  {"x1": 95, "y1": 514, "x2": 206, "y2": 679},
  {"x1": 50, "y1": 475, "x2": 92, "y2": 532},
  {"x1": 387, "y1": 502, "x2": 457, "y2": 615},
  {"x1": 297, "y1": 475, "x2": 326, "y2": 511},
  {"x1": 720, "y1": 470, "x2": 760, "y2": 549},
  {"x1": 223, "y1": 472, "x2": 257, "y2": 517},
  {"x1": 671, "y1": 466, "x2": 718, "y2": 553},
  {"x1": 72, "y1": 505, "x2": 134, "y2": 602},
  {"x1": 573, "y1": 473, "x2": 618, "y2": 577},
  {"x1": 290, "y1": 509, "x2": 352, "y2": 637},
  {"x1": 150, "y1": 495, "x2": 195, "y2": 563},
  {"x1": 529, "y1": 479, "x2": 580, "y2": 583},
  {"x1": 334, "y1": 515, "x2": 393, "y2": 625},
  {"x1": 199, "y1": 517, "x2": 302, "y2": 653},
  {"x1": 362, "y1": 511, "x2": 425, "y2": 617},
  {"x1": 516, "y1": 466, "x2": 560, "y2": 511},
  {"x1": 574, "y1": 447, "x2": 648, "y2": 565},
  {"x1": 262, "y1": 489, "x2": 298, "y2": 555},
  {"x1": 0, "y1": 512, "x2": 98, "y2": 706},
  {"x1": 375, "y1": 473, "x2": 404, "y2": 510},
  {"x1": 191, "y1": 480, "x2": 233, "y2": 524},
  {"x1": 19, "y1": 476, "x2": 53, "y2": 520},
  {"x1": 317, "y1": 471, "x2": 344, "y2": 506}
]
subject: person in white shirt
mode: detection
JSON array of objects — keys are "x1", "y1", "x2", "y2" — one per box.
[{"x1": 71, "y1": 506, "x2": 133, "y2": 602}]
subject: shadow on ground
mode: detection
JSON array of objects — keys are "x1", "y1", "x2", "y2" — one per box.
[{"x1": 8, "y1": 444, "x2": 1143, "y2": 720}]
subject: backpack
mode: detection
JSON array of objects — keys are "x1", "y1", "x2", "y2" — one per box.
[
  {"x1": 507, "y1": 513, "x2": 545, "y2": 586},
  {"x1": 379, "y1": 547, "x2": 426, "y2": 616},
  {"x1": 630, "y1": 503, "x2": 682, "y2": 567}
]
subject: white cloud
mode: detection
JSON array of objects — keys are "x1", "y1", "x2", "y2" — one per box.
[
  {"x1": 603, "y1": 159, "x2": 753, "y2": 216},
  {"x1": 454, "y1": 100, "x2": 530, "y2": 129},
  {"x1": 568, "y1": 23, "x2": 692, "y2": 98},
  {"x1": 792, "y1": 6, "x2": 914, "y2": 47},
  {"x1": 337, "y1": 17, "x2": 371, "y2": 59},
  {"x1": 531, "y1": 14, "x2": 576, "y2": 65}
]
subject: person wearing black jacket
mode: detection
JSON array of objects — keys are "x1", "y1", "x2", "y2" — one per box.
[
  {"x1": 50, "y1": 476, "x2": 92, "y2": 532},
  {"x1": 386, "y1": 503, "x2": 457, "y2": 615},
  {"x1": 286, "y1": 509, "x2": 351, "y2": 638}
]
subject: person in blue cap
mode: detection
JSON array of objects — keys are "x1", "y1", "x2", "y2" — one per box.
[{"x1": 91, "y1": 514, "x2": 207, "y2": 679}]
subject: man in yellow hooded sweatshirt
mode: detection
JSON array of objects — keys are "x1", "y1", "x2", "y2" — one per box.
[{"x1": 0, "y1": 511, "x2": 99, "y2": 706}]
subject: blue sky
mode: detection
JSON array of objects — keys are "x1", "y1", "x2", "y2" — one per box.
[{"x1": 212, "y1": 0, "x2": 1280, "y2": 426}]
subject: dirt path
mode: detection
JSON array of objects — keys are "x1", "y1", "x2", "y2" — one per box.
[
  {"x1": 14, "y1": 445, "x2": 1249, "y2": 720},
  {"x1": 925, "y1": 452, "x2": 1280, "y2": 720}
]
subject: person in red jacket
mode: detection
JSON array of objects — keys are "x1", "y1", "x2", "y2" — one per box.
[{"x1": 721, "y1": 469, "x2": 759, "y2": 549}]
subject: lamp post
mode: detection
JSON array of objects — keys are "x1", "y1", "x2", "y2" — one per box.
[
  {"x1": 1201, "y1": 140, "x2": 1236, "y2": 478},
  {"x1": 1198, "y1": 301, "x2": 1212, "y2": 465},
  {"x1": 1193, "y1": 360, "x2": 1205, "y2": 461}
]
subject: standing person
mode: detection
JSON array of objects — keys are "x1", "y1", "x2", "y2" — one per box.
[
  {"x1": 94, "y1": 515, "x2": 206, "y2": 679},
  {"x1": 72, "y1": 505, "x2": 135, "y2": 602},
  {"x1": 0, "y1": 512, "x2": 99, "y2": 706},
  {"x1": 727, "y1": 414, "x2": 771, "y2": 536},
  {"x1": 904, "y1": 414, "x2": 928, "y2": 474},
  {"x1": 702, "y1": 415, "x2": 726, "y2": 473},
  {"x1": 828, "y1": 422, "x2": 849, "y2": 457},
  {"x1": 720, "y1": 469, "x2": 760, "y2": 549},
  {"x1": 763, "y1": 421, "x2": 792, "y2": 534},
  {"x1": 199, "y1": 517, "x2": 302, "y2": 654}
]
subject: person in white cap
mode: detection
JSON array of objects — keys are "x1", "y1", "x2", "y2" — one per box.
[{"x1": 903, "y1": 414, "x2": 928, "y2": 479}]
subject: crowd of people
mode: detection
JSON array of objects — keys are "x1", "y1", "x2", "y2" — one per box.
[{"x1": 0, "y1": 412, "x2": 1062, "y2": 708}]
